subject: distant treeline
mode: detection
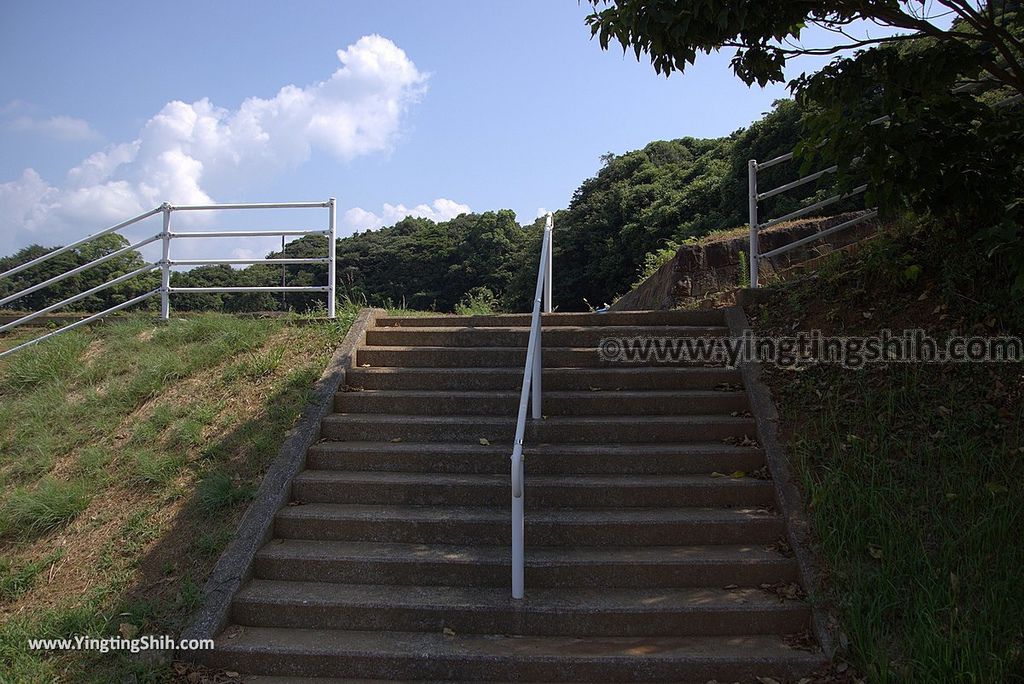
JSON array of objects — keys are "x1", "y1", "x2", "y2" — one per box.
[{"x1": 0, "y1": 99, "x2": 849, "y2": 314}]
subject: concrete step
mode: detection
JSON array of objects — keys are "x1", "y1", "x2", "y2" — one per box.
[
  {"x1": 233, "y1": 581, "x2": 811, "y2": 637},
  {"x1": 206, "y1": 627, "x2": 825, "y2": 681},
  {"x1": 375, "y1": 310, "x2": 727, "y2": 328},
  {"x1": 345, "y1": 366, "x2": 744, "y2": 391},
  {"x1": 335, "y1": 389, "x2": 750, "y2": 416},
  {"x1": 305, "y1": 441, "x2": 766, "y2": 476},
  {"x1": 291, "y1": 472, "x2": 775, "y2": 508},
  {"x1": 364, "y1": 325, "x2": 730, "y2": 348},
  {"x1": 355, "y1": 346, "x2": 726, "y2": 368},
  {"x1": 274, "y1": 504, "x2": 782, "y2": 546},
  {"x1": 254, "y1": 540, "x2": 800, "y2": 588},
  {"x1": 320, "y1": 414, "x2": 757, "y2": 444}
]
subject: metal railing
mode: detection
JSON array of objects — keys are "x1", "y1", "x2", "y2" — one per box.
[
  {"x1": 510, "y1": 211, "x2": 553, "y2": 600},
  {"x1": 0, "y1": 199, "x2": 337, "y2": 358},
  {"x1": 748, "y1": 81, "x2": 1020, "y2": 287},
  {"x1": 747, "y1": 154, "x2": 876, "y2": 288}
]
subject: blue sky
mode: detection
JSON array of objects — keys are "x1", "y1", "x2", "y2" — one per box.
[{"x1": 1, "y1": 0, "x2": 859, "y2": 260}]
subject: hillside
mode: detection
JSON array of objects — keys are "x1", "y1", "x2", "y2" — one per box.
[
  {"x1": 1, "y1": 99, "x2": 859, "y2": 317},
  {"x1": 0, "y1": 313, "x2": 358, "y2": 681},
  {"x1": 745, "y1": 219, "x2": 1024, "y2": 680}
]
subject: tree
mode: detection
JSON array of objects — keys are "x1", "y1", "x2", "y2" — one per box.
[{"x1": 584, "y1": 1, "x2": 1023, "y2": 93}]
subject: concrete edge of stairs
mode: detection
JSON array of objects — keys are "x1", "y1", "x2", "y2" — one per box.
[
  {"x1": 180, "y1": 307, "x2": 389, "y2": 652},
  {"x1": 722, "y1": 304, "x2": 836, "y2": 658}
]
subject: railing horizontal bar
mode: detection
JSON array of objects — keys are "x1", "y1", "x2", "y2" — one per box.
[
  {"x1": 169, "y1": 230, "x2": 327, "y2": 238},
  {"x1": 169, "y1": 201, "x2": 330, "y2": 211},
  {"x1": 168, "y1": 286, "x2": 329, "y2": 293},
  {"x1": 759, "y1": 185, "x2": 868, "y2": 230},
  {"x1": 168, "y1": 258, "x2": 329, "y2": 266},
  {"x1": 759, "y1": 210, "x2": 879, "y2": 260},
  {"x1": 0, "y1": 264, "x2": 158, "y2": 333},
  {"x1": 0, "y1": 234, "x2": 162, "y2": 307},
  {"x1": 757, "y1": 152, "x2": 794, "y2": 169},
  {"x1": 0, "y1": 206, "x2": 162, "y2": 280},
  {"x1": 0, "y1": 289, "x2": 160, "y2": 360},
  {"x1": 758, "y1": 165, "x2": 838, "y2": 201}
]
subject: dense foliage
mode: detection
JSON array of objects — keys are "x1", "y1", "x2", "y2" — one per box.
[{"x1": 585, "y1": 0, "x2": 1024, "y2": 294}]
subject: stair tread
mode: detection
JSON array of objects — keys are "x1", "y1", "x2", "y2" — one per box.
[
  {"x1": 324, "y1": 414, "x2": 754, "y2": 425},
  {"x1": 337, "y1": 389, "x2": 745, "y2": 398},
  {"x1": 213, "y1": 626, "x2": 823, "y2": 663},
  {"x1": 276, "y1": 503, "x2": 778, "y2": 524},
  {"x1": 308, "y1": 441, "x2": 761, "y2": 455},
  {"x1": 256, "y1": 539, "x2": 792, "y2": 566},
  {"x1": 365, "y1": 325, "x2": 730, "y2": 334},
  {"x1": 293, "y1": 471, "x2": 771, "y2": 489},
  {"x1": 235, "y1": 580, "x2": 806, "y2": 613}
]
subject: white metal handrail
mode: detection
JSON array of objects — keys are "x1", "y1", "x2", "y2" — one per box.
[
  {"x1": 510, "y1": 211, "x2": 553, "y2": 600},
  {"x1": 0, "y1": 199, "x2": 338, "y2": 359}
]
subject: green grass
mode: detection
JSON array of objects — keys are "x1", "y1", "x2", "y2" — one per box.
[
  {"x1": 0, "y1": 311, "x2": 362, "y2": 681},
  {"x1": 753, "y1": 223, "x2": 1024, "y2": 681},
  {"x1": 0, "y1": 477, "x2": 92, "y2": 538}
]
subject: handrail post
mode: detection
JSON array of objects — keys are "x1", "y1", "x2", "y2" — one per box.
[
  {"x1": 543, "y1": 213, "x2": 553, "y2": 313},
  {"x1": 327, "y1": 197, "x2": 337, "y2": 319},
  {"x1": 747, "y1": 160, "x2": 760, "y2": 288},
  {"x1": 511, "y1": 442, "x2": 525, "y2": 599},
  {"x1": 160, "y1": 203, "x2": 172, "y2": 320}
]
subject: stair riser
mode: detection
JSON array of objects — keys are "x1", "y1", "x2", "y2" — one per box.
[
  {"x1": 364, "y1": 327, "x2": 730, "y2": 348},
  {"x1": 320, "y1": 419, "x2": 756, "y2": 443},
  {"x1": 356, "y1": 348, "x2": 724, "y2": 368},
  {"x1": 334, "y1": 393, "x2": 749, "y2": 416},
  {"x1": 291, "y1": 481, "x2": 775, "y2": 508},
  {"x1": 305, "y1": 448, "x2": 767, "y2": 475},
  {"x1": 253, "y1": 556, "x2": 801, "y2": 588},
  {"x1": 346, "y1": 368, "x2": 744, "y2": 391},
  {"x1": 273, "y1": 517, "x2": 784, "y2": 546},
  {"x1": 231, "y1": 600, "x2": 811, "y2": 637},
  {"x1": 375, "y1": 311, "x2": 727, "y2": 328},
  {"x1": 204, "y1": 649, "x2": 818, "y2": 682}
]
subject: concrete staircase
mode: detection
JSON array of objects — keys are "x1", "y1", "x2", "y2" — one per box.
[{"x1": 208, "y1": 310, "x2": 825, "y2": 681}]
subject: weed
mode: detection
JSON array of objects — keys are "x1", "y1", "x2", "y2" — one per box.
[{"x1": 196, "y1": 471, "x2": 255, "y2": 514}]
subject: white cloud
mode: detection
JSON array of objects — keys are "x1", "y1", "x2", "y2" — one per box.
[
  {"x1": 8, "y1": 115, "x2": 100, "y2": 141},
  {"x1": 0, "y1": 35, "x2": 428, "y2": 257},
  {"x1": 342, "y1": 198, "x2": 471, "y2": 232}
]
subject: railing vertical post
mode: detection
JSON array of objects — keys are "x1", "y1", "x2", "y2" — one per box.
[
  {"x1": 160, "y1": 203, "x2": 172, "y2": 320},
  {"x1": 747, "y1": 160, "x2": 760, "y2": 288},
  {"x1": 327, "y1": 197, "x2": 337, "y2": 319},
  {"x1": 543, "y1": 213, "x2": 553, "y2": 313},
  {"x1": 511, "y1": 443, "x2": 524, "y2": 600}
]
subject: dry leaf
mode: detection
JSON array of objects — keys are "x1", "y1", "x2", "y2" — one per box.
[
  {"x1": 479, "y1": 438, "x2": 490, "y2": 446},
  {"x1": 118, "y1": 622, "x2": 138, "y2": 639},
  {"x1": 867, "y1": 544, "x2": 883, "y2": 560},
  {"x1": 442, "y1": 627, "x2": 456, "y2": 637},
  {"x1": 390, "y1": 437, "x2": 403, "y2": 443}
]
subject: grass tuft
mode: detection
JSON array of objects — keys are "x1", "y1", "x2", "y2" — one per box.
[{"x1": 0, "y1": 477, "x2": 92, "y2": 538}]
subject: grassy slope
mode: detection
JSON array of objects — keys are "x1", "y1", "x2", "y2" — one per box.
[
  {"x1": 0, "y1": 310, "x2": 358, "y2": 682},
  {"x1": 748, "y1": 221, "x2": 1023, "y2": 682}
]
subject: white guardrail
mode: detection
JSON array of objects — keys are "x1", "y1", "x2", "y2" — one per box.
[
  {"x1": 510, "y1": 211, "x2": 553, "y2": 599},
  {"x1": 0, "y1": 199, "x2": 337, "y2": 358},
  {"x1": 747, "y1": 80, "x2": 1021, "y2": 288}
]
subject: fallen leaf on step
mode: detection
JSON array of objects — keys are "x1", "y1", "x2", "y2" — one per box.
[
  {"x1": 730, "y1": 471, "x2": 746, "y2": 478},
  {"x1": 588, "y1": 386, "x2": 602, "y2": 392},
  {"x1": 443, "y1": 627, "x2": 456, "y2": 637},
  {"x1": 287, "y1": 500, "x2": 305, "y2": 506},
  {"x1": 479, "y1": 438, "x2": 490, "y2": 446},
  {"x1": 225, "y1": 673, "x2": 240, "y2": 679},
  {"x1": 722, "y1": 584, "x2": 739, "y2": 590},
  {"x1": 390, "y1": 437, "x2": 403, "y2": 443},
  {"x1": 710, "y1": 471, "x2": 728, "y2": 478},
  {"x1": 757, "y1": 677, "x2": 782, "y2": 684}
]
